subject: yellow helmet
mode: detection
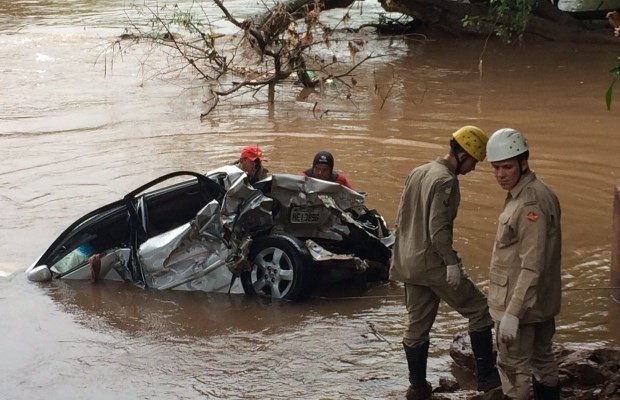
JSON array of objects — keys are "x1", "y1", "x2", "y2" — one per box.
[{"x1": 452, "y1": 125, "x2": 488, "y2": 162}]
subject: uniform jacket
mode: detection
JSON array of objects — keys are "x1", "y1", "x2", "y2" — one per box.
[
  {"x1": 389, "y1": 158, "x2": 460, "y2": 285},
  {"x1": 488, "y1": 171, "x2": 562, "y2": 324},
  {"x1": 302, "y1": 168, "x2": 353, "y2": 189}
]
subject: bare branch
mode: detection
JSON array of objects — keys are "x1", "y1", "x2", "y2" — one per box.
[
  {"x1": 330, "y1": 53, "x2": 382, "y2": 84},
  {"x1": 200, "y1": 91, "x2": 219, "y2": 119},
  {"x1": 211, "y1": 0, "x2": 245, "y2": 28},
  {"x1": 115, "y1": 0, "x2": 380, "y2": 117}
]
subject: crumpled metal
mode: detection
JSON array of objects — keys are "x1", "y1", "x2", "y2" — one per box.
[
  {"x1": 138, "y1": 200, "x2": 241, "y2": 293},
  {"x1": 305, "y1": 239, "x2": 368, "y2": 272},
  {"x1": 267, "y1": 174, "x2": 366, "y2": 241},
  {"x1": 99, "y1": 169, "x2": 392, "y2": 292}
]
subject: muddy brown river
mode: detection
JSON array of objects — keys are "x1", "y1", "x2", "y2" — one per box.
[{"x1": 1, "y1": 1, "x2": 619, "y2": 399}]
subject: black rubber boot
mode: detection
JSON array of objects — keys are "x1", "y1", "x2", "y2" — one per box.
[
  {"x1": 404, "y1": 341, "x2": 432, "y2": 400},
  {"x1": 469, "y1": 327, "x2": 502, "y2": 392},
  {"x1": 533, "y1": 377, "x2": 560, "y2": 400}
]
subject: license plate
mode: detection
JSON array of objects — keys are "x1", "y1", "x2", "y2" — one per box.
[{"x1": 290, "y1": 207, "x2": 321, "y2": 223}]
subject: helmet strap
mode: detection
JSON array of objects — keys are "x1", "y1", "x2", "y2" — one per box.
[
  {"x1": 455, "y1": 151, "x2": 473, "y2": 175},
  {"x1": 449, "y1": 140, "x2": 463, "y2": 175},
  {"x1": 517, "y1": 159, "x2": 530, "y2": 181}
]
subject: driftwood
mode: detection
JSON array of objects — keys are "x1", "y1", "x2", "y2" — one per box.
[
  {"x1": 241, "y1": 0, "x2": 357, "y2": 51},
  {"x1": 251, "y1": 0, "x2": 357, "y2": 26}
]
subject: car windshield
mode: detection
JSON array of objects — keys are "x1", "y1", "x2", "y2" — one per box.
[{"x1": 50, "y1": 243, "x2": 95, "y2": 273}]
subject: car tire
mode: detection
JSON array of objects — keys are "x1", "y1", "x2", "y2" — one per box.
[{"x1": 241, "y1": 234, "x2": 315, "y2": 301}]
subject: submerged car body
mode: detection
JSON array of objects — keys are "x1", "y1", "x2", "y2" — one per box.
[{"x1": 26, "y1": 166, "x2": 394, "y2": 300}]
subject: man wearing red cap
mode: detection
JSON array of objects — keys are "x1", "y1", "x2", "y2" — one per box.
[
  {"x1": 237, "y1": 145, "x2": 269, "y2": 184},
  {"x1": 301, "y1": 150, "x2": 353, "y2": 189}
]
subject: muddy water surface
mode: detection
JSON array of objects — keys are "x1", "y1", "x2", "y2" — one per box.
[{"x1": 1, "y1": 1, "x2": 619, "y2": 399}]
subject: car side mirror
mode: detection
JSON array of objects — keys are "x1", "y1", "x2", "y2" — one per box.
[{"x1": 27, "y1": 265, "x2": 52, "y2": 282}]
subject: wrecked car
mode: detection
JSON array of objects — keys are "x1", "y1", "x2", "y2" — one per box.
[{"x1": 26, "y1": 166, "x2": 394, "y2": 301}]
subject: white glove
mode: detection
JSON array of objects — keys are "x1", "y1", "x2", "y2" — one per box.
[
  {"x1": 446, "y1": 264, "x2": 462, "y2": 288},
  {"x1": 499, "y1": 313, "x2": 519, "y2": 344}
]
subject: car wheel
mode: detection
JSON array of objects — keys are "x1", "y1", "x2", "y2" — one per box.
[{"x1": 241, "y1": 235, "x2": 314, "y2": 301}]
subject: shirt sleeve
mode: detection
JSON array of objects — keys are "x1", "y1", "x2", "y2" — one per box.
[
  {"x1": 428, "y1": 177, "x2": 459, "y2": 266},
  {"x1": 336, "y1": 174, "x2": 353, "y2": 189}
]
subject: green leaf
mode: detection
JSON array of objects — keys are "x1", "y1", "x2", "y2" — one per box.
[{"x1": 606, "y1": 79, "x2": 616, "y2": 111}]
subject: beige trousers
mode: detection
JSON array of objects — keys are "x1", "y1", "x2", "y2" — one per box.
[
  {"x1": 403, "y1": 278, "x2": 493, "y2": 348},
  {"x1": 495, "y1": 318, "x2": 558, "y2": 400}
]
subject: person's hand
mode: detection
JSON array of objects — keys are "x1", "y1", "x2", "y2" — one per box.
[
  {"x1": 446, "y1": 264, "x2": 462, "y2": 288},
  {"x1": 454, "y1": 251, "x2": 465, "y2": 271},
  {"x1": 499, "y1": 313, "x2": 519, "y2": 344}
]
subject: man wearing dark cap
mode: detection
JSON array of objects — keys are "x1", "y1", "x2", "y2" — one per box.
[
  {"x1": 302, "y1": 150, "x2": 353, "y2": 189},
  {"x1": 236, "y1": 145, "x2": 269, "y2": 184}
]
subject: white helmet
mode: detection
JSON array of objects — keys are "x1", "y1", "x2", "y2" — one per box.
[{"x1": 486, "y1": 128, "x2": 528, "y2": 162}]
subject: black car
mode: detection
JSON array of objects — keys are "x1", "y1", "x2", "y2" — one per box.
[{"x1": 26, "y1": 166, "x2": 394, "y2": 301}]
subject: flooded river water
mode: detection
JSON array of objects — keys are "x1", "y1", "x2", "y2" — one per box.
[{"x1": 1, "y1": 1, "x2": 620, "y2": 399}]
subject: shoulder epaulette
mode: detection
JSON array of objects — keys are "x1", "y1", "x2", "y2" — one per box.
[{"x1": 524, "y1": 186, "x2": 538, "y2": 206}]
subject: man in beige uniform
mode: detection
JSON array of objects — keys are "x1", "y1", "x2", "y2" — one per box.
[
  {"x1": 390, "y1": 126, "x2": 501, "y2": 400},
  {"x1": 486, "y1": 128, "x2": 562, "y2": 400}
]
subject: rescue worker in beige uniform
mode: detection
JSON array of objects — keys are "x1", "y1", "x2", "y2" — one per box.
[
  {"x1": 390, "y1": 126, "x2": 501, "y2": 400},
  {"x1": 486, "y1": 128, "x2": 562, "y2": 400}
]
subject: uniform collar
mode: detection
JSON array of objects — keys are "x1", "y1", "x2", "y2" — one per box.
[
  {"x1": 508, "y1": 170, "x2": 536, "y2": 198},
  {"x1": 435, "y1": 157, "x2": 456, "y2": 177}
]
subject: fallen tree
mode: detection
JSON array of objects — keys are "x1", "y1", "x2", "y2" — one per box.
[
  {"x1": 113, "y1": 0, "x2": 618, "y2": 117},
  {"x1": 117, "y1": 0, "x2": 395, "y2": 118},
  {"x1": 241, "y1": 0, "x2": 620, "y2": 109},
  {"x1": 381, "y1": 0, "x2": 619, "y2": 43},
  {"x1": 243, "y1": 0, "x2": 620, "y2": 44}
]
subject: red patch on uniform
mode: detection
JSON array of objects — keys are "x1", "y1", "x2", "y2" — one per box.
[{"x1": 527, "y1": 212, "x2": 539, "y2": 222}]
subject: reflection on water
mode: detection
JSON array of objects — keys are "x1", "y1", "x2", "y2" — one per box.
[
  {"x1": 46, "y1": 280, "x2": 313, "y2": 337},
  {"x1": 34, "y1": 279, "x2": 463, "y2": 398},
  {"x1": 0, "y1": 0, "x2": 619, "y2": 399}
]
